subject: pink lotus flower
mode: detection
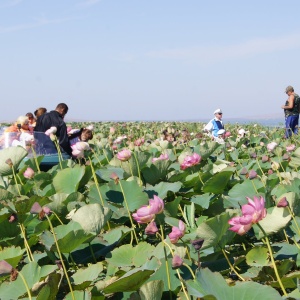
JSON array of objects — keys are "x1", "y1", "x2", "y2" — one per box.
[
  {"x1": 71, "y1": 142, "x2": 90, "y2": 158},
  {"x1": 229, "y1": 196, "x2": 267, "y2": 235},
  {"x1": 145, "y1": 221, "x2": 159, "y2": 235},
  {"x1": 180, "y1": 153, "x2": 201, "y2": 170},
  {"x1": 261, "y1": 155, "x2": 269, "y2": 163},
  {"x1": 134, "y1": 138, "x2": 145, "y2": 146},
  {"x1": 228, "y1": 214, "x2": 253, "y2": 235},
  {"x1": 224, "y1": 131, "x2": 231, "y2": 138},
  {"x1": 277, "y1": 197, "x2": 289, "y2": 208},
  {"x1": 114, "y1": 135, "x2": 127, "y2": 144},
  {"x1": 172, "y1": 255, "x2": 183, "y2": 268},
  {"x1": 45, "y1": 126, "x2": 57, "y2": 136},
  {"x1": 30, "y1": 202, "x2": 51, "y2": 220},
  {"x1": 169, "y1": 220, "x2": 185, "y2": 243},
  {"x1": 267, "y1": 142, "x2": 278, "y2": 152},
  {"x1": 132, "y1": 195, "x2": 164, "y2": 224},
  {"x1": 110, "y1": 127, "x2": 116, "y2": 134},
  {"x1": 242, "y1": 196, "x2": 266, "y2": 224},
  {"x1": 0, "y1": 260, "x2": 13, "y2": 276},
  {"x1": 152, "y1": 153, "x2": 169, "y2": 163},
  {"x1": 248, "y1": 170, "x2": 257, "y2": 179},
  {"x1": 286, "y1": 144, "x2": 296, "y2": 152},
  {"x1": 116, "y1": 149, "x2": 132, "y2": 161},
  {"x1": 23, "y1": 167, "x2": 35, "y2": 179}
]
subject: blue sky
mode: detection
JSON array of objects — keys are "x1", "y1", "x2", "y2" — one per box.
[{"x1": 1, "y1": 0, "x2": 300, "y2": 122}]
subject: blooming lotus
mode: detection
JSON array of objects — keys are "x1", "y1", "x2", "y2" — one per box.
[
  {"x1": 152, "y1": 153, "x2": 169, "y2": 163},
  {"x1": 228, "y1": 214, "x2": 253, "y2": 235},
  {"x1": 145, "y1": 221, "x2": 159, "y2": 235},
  {"x1": 228, "y1": 196, "x2": 267, "y2": 235},
  {"x1": 116, "y1": 149, "x2": 132, "y2": 161},
  {"x1": 71, "y1": 142, "x2": 90, "y2": 158},
  {"x1": 180, "y1": 153, "x2": 201, "y2": 170},
  {"x1": 45, "y1": 126, "x2": 57, "y2": 136},
  {"x1": 132, "y1": 195, "x2": 164, "y2": 224},
  {"x1": 23, "y1": 167, "x2": 34, "y2": 179},
  {"x1": 169, "y1": 220, "x2": 185, "y2": 243},
  {"x1": 242, "y1": 196, "x2": 266, "y2": 224},
  {"x1": 267, "y1": 142, "x2": 278, "y2": 152},
  {"x1": 286, "y1": 144, "x2": 296, "y2": 152},
  {"x1": 134, "y1": 138, "x2": 145, "y2": 146}
]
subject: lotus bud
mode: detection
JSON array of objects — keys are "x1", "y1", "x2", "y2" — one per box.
[
  {"x1": 248, "y1": 170, "x2": 257, "y2": 179},
  {"x1": 240, "y1": 167, "x2": 248, "y2": 175},
  {"x1": 271, "y1": 161, "x2": 280, "y2": 171},
  {"x1": 172, "y1": 255, "x2": 183, "y2": 268},
  {"x1": 277, "y1": 197, "x2": 289, "y2": 207},
  {"x1": 261, "y1": 155, "x2": 269, "y2": 163},
  {"x1": 191, "y1": 238, "x2": 204, "y2": 251}
]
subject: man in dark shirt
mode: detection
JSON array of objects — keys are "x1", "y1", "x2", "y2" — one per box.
[{"x1": 34, "y1": 103, "x2": 72, "y2": 156}]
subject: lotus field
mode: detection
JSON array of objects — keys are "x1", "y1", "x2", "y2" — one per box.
[{"x1": 1, "y1": 121, "x2": 300, "y2": 300}]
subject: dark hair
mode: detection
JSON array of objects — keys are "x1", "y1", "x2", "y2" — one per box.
[
  {"x1": 34, "y1": 107, "x2": 47, "y2": 118},
  {"x1": 56, "y1": 103, "x2": 69, "y2": 114},
  {"x1": 26, "y1": 112, "x2": 34, "y2": 119}
]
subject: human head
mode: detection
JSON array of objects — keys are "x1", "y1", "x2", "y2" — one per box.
[
  {"x1": 16, "y1": 115, "x2": 29, "y2": 130},
  {"x1": 26, "y1": 112, "x2": 35, "y2": 123},
  {"x1": 81, "y1": 128, "x2": 93, "y2": 142},
  {"x1": 55, "y1": 103, "x2": 68, "y2": 118},
  {"x1": 285, "y1": 86, "x2": 294, "y2": 94},
  {"x1": 214, "y1": 108, "x2": 223, "y2": 120},
  {"x1": 34, "y1": 107, "x2": 47, "y2": 118}
]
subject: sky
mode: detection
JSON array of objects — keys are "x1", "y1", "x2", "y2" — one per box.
[{"x1": 1, "y1": 0, "x2": 300, "y2": 122}]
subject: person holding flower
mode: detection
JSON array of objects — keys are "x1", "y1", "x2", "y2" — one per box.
[{"x1": 34, "y1": 103, "x2": 72, "y2": 156}]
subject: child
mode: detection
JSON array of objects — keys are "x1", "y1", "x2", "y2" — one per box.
[{"x1": 69, "y1": 128, "x2": 93, "y2": 146}]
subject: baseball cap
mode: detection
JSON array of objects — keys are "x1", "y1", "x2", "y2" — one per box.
[
  {"x1": 285, "y1": 86, "x2": 294, "y2": 93},
  {"x1": 214, "y1": 109, "x2": 222, "y2": 114}
]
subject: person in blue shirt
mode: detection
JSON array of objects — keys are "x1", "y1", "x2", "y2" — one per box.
[{"x1": 204, "y1": 108, "x2": 225, "y2": 138}]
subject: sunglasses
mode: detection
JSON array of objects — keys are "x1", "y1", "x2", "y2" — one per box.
[{"x1": 218, "y1": 113, "x2": 223, "y2": 115}]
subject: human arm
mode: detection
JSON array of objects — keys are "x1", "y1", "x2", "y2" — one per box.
[{"x1": 203, "y1": 120, "x2": 213, "y2": 132}]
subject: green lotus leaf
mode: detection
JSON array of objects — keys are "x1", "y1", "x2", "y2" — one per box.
[
  {"x1": 0, "y1": 261, "x2": 57, "y2": 299},
  {"x1": 142, "y1": 159, "x2": 172, "y2": 185},
  {"x1": 246, "y1": 246, "x2": 269, "y2": 267},
  {"x1": 0, "y1": 246, "x2": 24, "y2": 268},
  {"x1": 0, "y1": 146, "x2": 28, "y2": 176},
  {"x1": 52, "y1": 165, "x2": 85, "y2": 194},
  {"x1": 96, "y1": 166, "x2": 124, "y2": 181},
  {"x1": 107, "y1": 180, "x2": 149, "y2": 211},
  {"x1": 145, "y1": 181, "x2": 182, "y2": 199},
  {"x1": 103, "y1": 268, "x2": 155, "y2": 293},
  {"x1": 202, "y1": 170, "x2": 233, "y2": 194},
  {"x1": 196, "y1": 211, "x2": 236, "y2": 249},
  {"x1": 71, "y1": 203, "x2": 111, "y2": 235},
  {"x1": 71, "y1": 262, "x2": 103, "y2": 288},
  {"x1": 139, "y1": 280, "x2": 164, "y2": 300},
  {"x1": 186, "y1": 267, "x2": 282, "y2": 299},
  {"x1": 254, "y1": 206, "x2": 292, "y2": 238}
]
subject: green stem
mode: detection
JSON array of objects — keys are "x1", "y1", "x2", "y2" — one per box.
[
  {"x1": 132, "y1": 151, "x2": 142, "y2": 186},
  {"x1": 118, "y1": 180, "x2": 139, "y2": 244},
  {"x1": 159, "y1": 226, "x2": 172, "y2": 299},
  {"x1": 257, "y1": 223, "x2": 287, "y2": 296},
  {"x1": 30, "y1": 145, "x2": 41, "y2": 173},
  {"x1": 11, "y1": 167, "x2": 21, "y2": 196},
  {"x1": 53, "y1": 138, "x2": 63, "y2": 169},
  {"x1": 19, "y1": 223, "x2": 34, "y2": 262},
  {"x1": 46, "y1": 215, "x2": 75, "y2": 300},
  {"x1": 221, "y1": 248, "x2": 245, "y2": 281},
  {"x1": 18, "y1": 271, "x2": 32, "y2": 300}
]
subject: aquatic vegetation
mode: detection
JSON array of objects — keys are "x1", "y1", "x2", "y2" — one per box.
[{"x1": 0, "y1": 121, "x2": 299, "y2": 299}]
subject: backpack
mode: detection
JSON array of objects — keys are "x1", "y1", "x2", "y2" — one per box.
[{"x1": 294, "y1": 94, "x2": 300, "y2": 113}]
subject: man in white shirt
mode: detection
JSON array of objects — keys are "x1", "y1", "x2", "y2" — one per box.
[{"x1": 204, "y1": 109, "x2": 225, "y2": 138}]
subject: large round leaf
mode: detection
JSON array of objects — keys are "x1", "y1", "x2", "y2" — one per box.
[{"x1": 0, "y1": 146, "x2": 28, "y2": 176}]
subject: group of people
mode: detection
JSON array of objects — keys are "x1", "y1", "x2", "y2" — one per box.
[
  {"x1": 204, "y1": 85, "x2": 300, "y2": 140},
  {"x1": 3, "y1": 103, "x2": 93, "y2": 157}
]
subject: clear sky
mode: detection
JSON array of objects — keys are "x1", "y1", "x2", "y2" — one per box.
[{"x1": 1, "y1": 0, "x2": 300, "y2": 122}]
